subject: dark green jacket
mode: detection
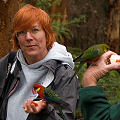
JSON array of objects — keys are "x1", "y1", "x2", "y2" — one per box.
[{"x1": 79, "y1": 86, "x2": 120, "y2": 120}]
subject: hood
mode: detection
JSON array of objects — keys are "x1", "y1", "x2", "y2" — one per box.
[{"x1": 44, "y1": 42, "x2": 74, "y2": 68}]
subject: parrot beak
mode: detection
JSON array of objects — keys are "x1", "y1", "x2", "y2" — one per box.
[
  {"x1": 36, "y1": 87, "x2": 40, "y2": 92},
  {"x1": 32, "y1": 87, "x2": 40, "y2": 94}
]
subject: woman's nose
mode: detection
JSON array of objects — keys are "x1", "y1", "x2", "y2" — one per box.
[{"x1": 26, "y1": 31, "x2": 33, "y2": 40}]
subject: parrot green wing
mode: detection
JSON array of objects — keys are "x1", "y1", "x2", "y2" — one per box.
[
  {"x1": 43, "y1": 88, "x2": 62, "y2": 103},
  {"x1": 42, "y1": 87, "x2": 66, "y2": 120},
  {"x1": 81, "y1": 44, "x2": 109, "y2": 62},
  {"x1": 81, "y1": 48, "x2": 99, "y2": 61}
]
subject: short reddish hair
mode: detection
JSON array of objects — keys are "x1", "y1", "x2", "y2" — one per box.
[{"x1": 12, "y1": 4, "x2": 56, "y2": 50}]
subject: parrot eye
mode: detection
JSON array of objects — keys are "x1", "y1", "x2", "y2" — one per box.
[{"x1": 34, "y1": 87, "x2": 37, "y2": 91}]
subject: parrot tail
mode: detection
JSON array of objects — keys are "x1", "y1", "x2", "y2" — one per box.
[
  {"x1": 69, "y1": 62, "x2": 84, "y2": 83},
  {"x1": 56, "y1": 103, "x2": 66, "y2": 120},
  {"x1": 73, "y1": 52, "x2": 83, "y2": 62}
]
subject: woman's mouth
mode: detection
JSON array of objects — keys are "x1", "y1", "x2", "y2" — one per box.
[{"x1": 27, "y1": 45, "x2": 36, "y2": 48}]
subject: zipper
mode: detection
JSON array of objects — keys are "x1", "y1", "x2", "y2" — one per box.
[{"x1": 7, "y1": 79, "x2": 19, "y2": 98}]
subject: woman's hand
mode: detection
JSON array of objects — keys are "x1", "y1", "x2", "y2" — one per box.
[
  {"x1": 82, "y1": 51, "x2": 120, "y2": 87},
  {"x1": 23, "y1": 99, "x2": 47, "y2": 114}
]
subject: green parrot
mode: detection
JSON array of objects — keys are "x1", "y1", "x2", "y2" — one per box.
[
  {"x1": 69, "y1": 44, "x2": 110, "y2": 83},
  {"x1": 33, "y1": 84, "x2": 67, "y2": 120}
]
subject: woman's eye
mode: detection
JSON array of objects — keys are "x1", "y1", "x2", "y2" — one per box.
[
  {"x1": 20, "y1": 31, "x2": 26, "y2": 34},
  {"x1": 17, "y1": 31, "x2": 26, "y2": 37},
  {"x1": 32, "y1": 29, "x2": 39, "y2": 32}
]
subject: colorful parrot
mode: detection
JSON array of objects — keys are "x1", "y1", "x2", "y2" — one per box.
[
  {"x1": 69, "y1": 44, "x2": 110, "y2": 83},
  {"x1": 32, "y1": 84, "x2": 67, "y2": 120}
]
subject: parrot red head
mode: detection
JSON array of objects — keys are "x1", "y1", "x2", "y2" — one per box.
[{"x1": 32, "y1": 84, "x2": 43, "y2": 94}]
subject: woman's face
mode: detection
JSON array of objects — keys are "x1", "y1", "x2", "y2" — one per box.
[{"x1": 17, "y1": 22, "x2": 48, "y2": 63}]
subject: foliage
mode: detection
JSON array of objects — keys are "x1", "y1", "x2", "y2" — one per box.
[
  {"x1": 37, "y1": 0, "x2": 85, "y2": 44},
  {"x1": 75, "y1": 107, "x2": 83, "y2": 120},
  {"x1": 98, "y1": 70, "x2": 120, "y2": 104},
  {"x1": 37, "y1": 0, "x2": 61, "y2": 11},
  {"x1": 52, "y1": 17, "x2": 85, "y2": 43}
]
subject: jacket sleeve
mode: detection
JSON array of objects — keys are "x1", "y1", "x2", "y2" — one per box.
[
  {"x1": 79, "y1": 86, "x2": 120, "y2": 120},
  {"x1": 0, "y1": 54, "x2": 11, "y2": 120},
  {"x1": 28, "y1": 64, "x2": 80, "y2": 120},
  {"x1": 0, "y1": 54, "x2": 9, "y2": 93},
  {"x1": 51, "y1": 64, "x2": 80, "y2": 120}
]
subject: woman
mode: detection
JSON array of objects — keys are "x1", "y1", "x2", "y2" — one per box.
[
  {"x1": 79, "y1": 51, "x2": 120, "y2": 120},
  {"x1": 0, "y1": 4, "x2": 80, "y2": 120}
]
